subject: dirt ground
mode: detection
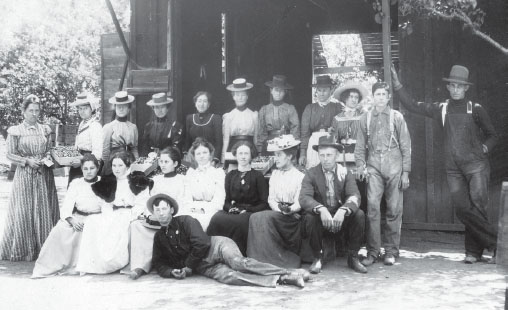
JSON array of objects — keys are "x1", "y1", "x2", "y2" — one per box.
[{"x1": 0, "y1": 155, "x2": 505, "y2": 309}]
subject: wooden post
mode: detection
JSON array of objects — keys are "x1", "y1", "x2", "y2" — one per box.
[
  {"x1": 497, "y1": 182, "x2": 508, "y2": 269},
  {"x1": 381, "y1": 0, "x2": 392, "y2": 104}
]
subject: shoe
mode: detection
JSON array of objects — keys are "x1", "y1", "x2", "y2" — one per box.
[
  {"x1": 291, "y1": 268, "x2": 311, "y2": 282},
  {"x1": 128, "y1": 268, "x2": 146, "y2": 280},
  {"x1": 482, "y1": 249, "x2": 496, "y2": 264},
  {"x1": 309, "y1": 258, "x2": 322, "y2": 274},
  {"x1": 280, "y1": 273, "x2": 305, "y2": 288},
  {"x1": 361, "y1": 254, "x2": 377, "y2": 267},
  {"x1": 348, "y1": 255, "x2": 368, "y2": 274},
  {"x1": 464, "y1": 254, "x2": 478, "y2": 264},
  {"x1": 384, "y1": 253, "x2": 396, "y2": 266}
]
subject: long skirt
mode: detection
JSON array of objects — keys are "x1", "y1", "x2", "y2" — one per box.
[
  {"x1": 0, "y1": 165, "x2": 59, "y2": 261},
  {"x1": 207, "y1": 211, "x2": 252, "y2": 255},
  {"x1": 76, "y1": 209, "x2": 131, "y2": 274},
  {"x1": 121, "y1": 220, "x2": 158, "y2": 274},
  {"x1": 31, "y1": 214, "x2": 99, "y2": 278},
  {"x1": 247, "y1": 211, "x2": 303, "y2": 268},
  {"x1": 305, "y1": 132, "x2": 329, "y2": 169}
]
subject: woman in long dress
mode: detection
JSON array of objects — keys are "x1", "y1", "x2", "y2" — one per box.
[
  {"x1": 0, "y1": 95, "x2": 59, "y2": 261},
  {"x1": 222, "y1": 78, "x2": 259, "y2": 165},
  {"x1": 207, "y1": 141, "x2": 268, "y2": 255},
  {"x1": 102, "y1": 91, "x2": 139, "y2": 175},
  {"x1": 125, "y1": 146, "x2": 190, "y2": 280},
  {"x1": 67, "y1": 93, "x2": 103, "y2": 183},
  {"x1": 247, "y1": 135, "x2": 305, "y2": 268},
  {"x1": 76, "y1": 151, "x2": 151, "y2": 274},
  {"x1": 180, "y1": 138, "x2": 225, "y2": 231},
  {"x1": 32, "y1": 154, "x2": 102, "y2": 277},
  {"x1": 299, "y1": 75, "x2": 342, "y2": 169}
]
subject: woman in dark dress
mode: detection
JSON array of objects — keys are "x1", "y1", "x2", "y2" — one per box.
[
  {"x1": 207, "y1": 141, "x2": 268, "y2": 255},
  {"x1": 184, "y1": 91, "x2": 222, "y2": 162},
  {"x1": 140, "y1": 92, "x2": 183, "y2": 156}
]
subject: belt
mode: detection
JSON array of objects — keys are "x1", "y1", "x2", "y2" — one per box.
[
  {"x1": 113, "y1": 205, "x2": 133, "y2": 210},
  {"x1": 268, "y1": 129, "x2": 288, "y2": 136},
  {"x1": 73, "y1": 207, "x2": 101, "y2": 216},
  {"x1": 231, "y1": 135, "x2": 253, "y2": 140}
]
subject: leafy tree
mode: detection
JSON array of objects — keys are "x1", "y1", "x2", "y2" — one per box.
[{"x1": 0, "y1": 0, "x2": 130, "y2": 137}]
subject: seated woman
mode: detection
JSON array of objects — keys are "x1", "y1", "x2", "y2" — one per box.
[
  {"x1": 125, "y1": 146, "x2": 190, "y2": 280},
  {"x1": 76, "y1": 151, "x2": 152, "y2": 274},
  {"x1": 247, "y1": 135, "x2": 305, "y2": 268},
  {"x1": 180, "y1": 138, "x2": 225, "y2": 231},
  {"x1": 32, "y1": 154, "x2": 102, "y2": 278},
  {"x1": 207, "y1": 141, "x2": 268, "y2": 255}
]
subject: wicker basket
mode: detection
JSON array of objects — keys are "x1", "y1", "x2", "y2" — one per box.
[
  {"x1": 51, "y1": 150, "x2": 82, "y2": 166},
  {"x1": 131, "y1": 159, "x2": 158, "y2": 175}
]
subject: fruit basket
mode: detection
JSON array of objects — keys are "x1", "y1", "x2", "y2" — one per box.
[
  {"x1": 251, "y1": 156, "x2": 274, "y2": 175},
  {"x1": 51, "y1": 146, "x2": 82, "y2": 166},
  {"x1": 131, "y1": 155, "x2": 158, "y2": 175}
]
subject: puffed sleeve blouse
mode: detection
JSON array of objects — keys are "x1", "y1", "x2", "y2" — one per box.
[
  {"x1": 183, "y1": 164, "x2": 226, "y2": 213},
  {"x1": 61, "y1": 177, "x2": 103, "y2": 220},
  {"x1": 267, "y1": 167, "x2": 305, "y2": 213}
]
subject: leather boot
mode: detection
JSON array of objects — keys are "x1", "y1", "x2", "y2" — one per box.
[
  {"x1": 348, "y1": 254, "x2": 368, "y2": 274},
  {"x1": 279, "y1": 273, "x2": 305, "y2": 288},
  {"x1": 309, "y1": 258, "x2": 322, "y2": 274},
  {"x1": 290, "y1": 268, "x2": 311, "y2": 282}
]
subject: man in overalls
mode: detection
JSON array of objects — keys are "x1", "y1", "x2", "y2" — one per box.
[
  {"x1": 392, "y1": 65, "x2": 498, "y2": 263},
  {"x1": 355, "y1": 82, "x2": 412, "y2": 267}
]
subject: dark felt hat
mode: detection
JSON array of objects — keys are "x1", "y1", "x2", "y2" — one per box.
[
  {"x1": 442, "y1": 65, "x2": 473, "y2": 85},
  {"x1": 265, "y1": 75, "x2": 293, "y2": 89},
  {"x1": 312, "y1": 75, "x2": 335, "y2": 87},
  {"x1": 146, "y1": 193, "x2": 179, "y2": 215},
  {"x1": 312, "y1": 134, "x2": 344, "y2": 152}
]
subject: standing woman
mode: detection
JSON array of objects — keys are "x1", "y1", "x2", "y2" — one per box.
[
  {"x1": 140, "y1": 92, "x2": 183, "y2": 156},
  {"x1": 184, "y1": 91, "x2": 222, "y2": 162},
  {"x1": 207, "y1": 141, "x2": 269, "y2": 255},
  {"x1": 68, "y1": 93, "x2": 103, "y2": 183},
  {"x1": 77, "y1": 151, "x2": 152, "y2": 274},
  {"x1": 0, "y1": 94, "x2": 59, "y2": 261},
  {"x1": 32, "y1": 154, "x2": 102, "y2": 278},
  {"x1": 102, "y1": 91, "x2": 139, "y2": 176},
  {"x1": 222, "y1": 78, "x2": 259, "y2": 164},
  {"x1": 181, "y1": 138, "x2": 225, "y2": 231},
  {"x1": 299, "y1": 75, "x2": 342, "y2": 169},
  {"x1": 257, "y1": 75, "x2": 300, "y2": 154}
]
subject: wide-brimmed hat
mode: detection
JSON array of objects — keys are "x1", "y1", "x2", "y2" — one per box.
[
  {"x1": 108, "y1": 91, "x2": 135, "y2": 105},
  {"x1": 146, "y1": 193, "x2": 179, "y2": 215},
  {"x1": 312, "y1": 75, "x2": 335, "y2": 87},
  {"x1": 312, "y1": 134, "x2": 344, "y2": 152},
  {"x1": 267, "y1": 135, "x2": 301, "y2": 152},
  {"x1": 226, "y1": 78, "x2": 253, "y2": 92},
  {"x1": 333, "y1": 82, "x2": 369, "y2": 102},
  {"x1": 442, "y1": 65, "x2": 473, "y2": 85},
  {"x1": 265, "y1": 75, "x2": 293, "y2": 89},
  {"x1": 140, "y1": 217, "x2": 162, "y2": 230},
  {"x1": 70, "y1": 92, "x2": 99, "y2": 111},
  {"x1": 146, "y1": 92, "x2": 173, "y2": 106}
]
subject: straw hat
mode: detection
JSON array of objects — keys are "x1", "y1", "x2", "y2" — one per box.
[
  {"x1": 146, "y1": 193, "x2": 179, "y2": 215},
  {"x1": 146, "y1": 92, "x2": 173, "y2": 106},
  {"x1": 442, "y1": 65, "x2": 473, "y2": 85},
  {"x1": 70, "y1": 92, "x2": 99, "y2": 111},
  {"x1": 333, "y1": 82, "x2": 369, "y2": 102},
  {"x1": 108, "y1": 91, "x2": 135, "y2": 105},
  {"x1": 265, "y1": 75, "x2": 293, "y2": 89},
  {"x1": 226, "y1": 78, "x2": 253, "y2": 92},
  {"x1": 267, "y1": 135, "x2": 301, "y2": 152}
]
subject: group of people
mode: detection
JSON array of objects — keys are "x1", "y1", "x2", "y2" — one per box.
[{"x1": 0, "y1": 64, "x2": 498, "y2": 289}]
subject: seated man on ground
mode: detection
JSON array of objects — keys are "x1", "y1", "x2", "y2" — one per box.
[
  {"x1": 150, "y1": 193, "x2": 309, "y2": 288},
  {"x1": 299, "y1": 135, "x2": 367, "y2": 274}
]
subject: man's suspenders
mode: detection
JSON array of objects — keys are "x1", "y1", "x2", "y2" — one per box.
[{"x1": 366, "y1": 109, "x2": 399, "y2": 150}]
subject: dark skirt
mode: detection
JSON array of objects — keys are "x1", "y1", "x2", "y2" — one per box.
[
  {"x1": 207, "y1": 211, "x2": 252, "y2": 256},
  {"x1": 246, "y1": 210, "x2": 303, "y2": 268}
]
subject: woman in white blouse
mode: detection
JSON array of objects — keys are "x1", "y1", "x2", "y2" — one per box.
[
  {"x1": 32, "y1": 154, "x2": 102, "y2": 278},
  {"x1": 181, "y1": 137, "x2": 225, "y2": 231},
  {"x1": 77, "y1": 151, "x2": 151, "y2": 274},
  {"x1": 247, "y1": 135, "x2": 306, "y2": 268},
  {"x1": 126, "y1": 146, "x2": 190, "y2": 280}
]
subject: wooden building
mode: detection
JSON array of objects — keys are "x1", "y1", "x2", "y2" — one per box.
[{"x1": 101, "y1": 0, "x2": 508, "y2": 231}]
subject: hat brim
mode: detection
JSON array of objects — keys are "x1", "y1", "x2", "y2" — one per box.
[
  {"x1": 333, "y1": 83, "x2": 370, "y2": 102},
  {"x1": 140, "y1": 220, "x2": 162, "y2": 230},
  {"x1": 311, "y1": 83, "x2": 334, "y2": 87},
  {"x1": 267, "y1": 141, "x2": 301, "y2": 152},
  {"x1": 146, "y1": 98, "x2": 173, "y2": 106},
  {"x1": 109, "y1": 95, "x2": 135, "y2": 104},
  {"x1": 264, "y1": 81, "x2": 293, "y2": 89},
  {"x1": 442, "y1": 78, "x2": 473, "y2": 85},
  {"x1": 226, "y1": 83, "x2": 253, "y2": 92},
  {"x1": 146, "y1": 193, "x2": 179, "y2": 215},
  {"x1": 312, "y1": 144, "x2": 344, "y2": 152}
]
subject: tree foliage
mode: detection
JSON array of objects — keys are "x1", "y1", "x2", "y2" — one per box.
[{"x1": 0, "y1": 0, "x2": 130, "y2": 136}]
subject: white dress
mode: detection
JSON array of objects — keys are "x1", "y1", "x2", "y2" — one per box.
[
  {"x1": 76, "y1": 173, "x2": 149, "y2": 274},
  {"x1": 180, "y1": 163, "x2": 225, "y2": 231},
  {"x1": 32, "y1": 177, "x2": 102, "y2": 278},
  {"x1": 125, "y1": 173, "x2": 190, "y2": 274}
]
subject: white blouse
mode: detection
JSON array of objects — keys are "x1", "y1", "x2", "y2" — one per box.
[
  {"x1": 222, "y1": 108, "x2": 259, "y2": 160},
  {"x1": 75, "y1": 118, "x2": 103, "y2": 159},
  {"x1": 104, "y1": 173, "x2": 149, "y2": 219},
  {"x1": 150, "y1": 174, "x2": 191, "y2": 215},
  {"x1": 183, "y1": 164, "x2": 225, "y2": 214},
  {"x1": 60, "y1": 177, "x2": 103, "y2": 220},
  {"x1": 268, "y1": 167, "x2": 305, "y2": 213}
]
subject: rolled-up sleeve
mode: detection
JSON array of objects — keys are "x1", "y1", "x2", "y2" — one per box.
[{"x1": 395, "y1": 112, "x2": 412, "y2": 172}]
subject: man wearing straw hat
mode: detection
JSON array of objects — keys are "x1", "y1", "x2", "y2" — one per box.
[
  {"x1": 392, "y1": 65, "x2": 498, "y2": 264},
  {"x1": 140, "y1": 92, "x2": 183, "y2": 156}
]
